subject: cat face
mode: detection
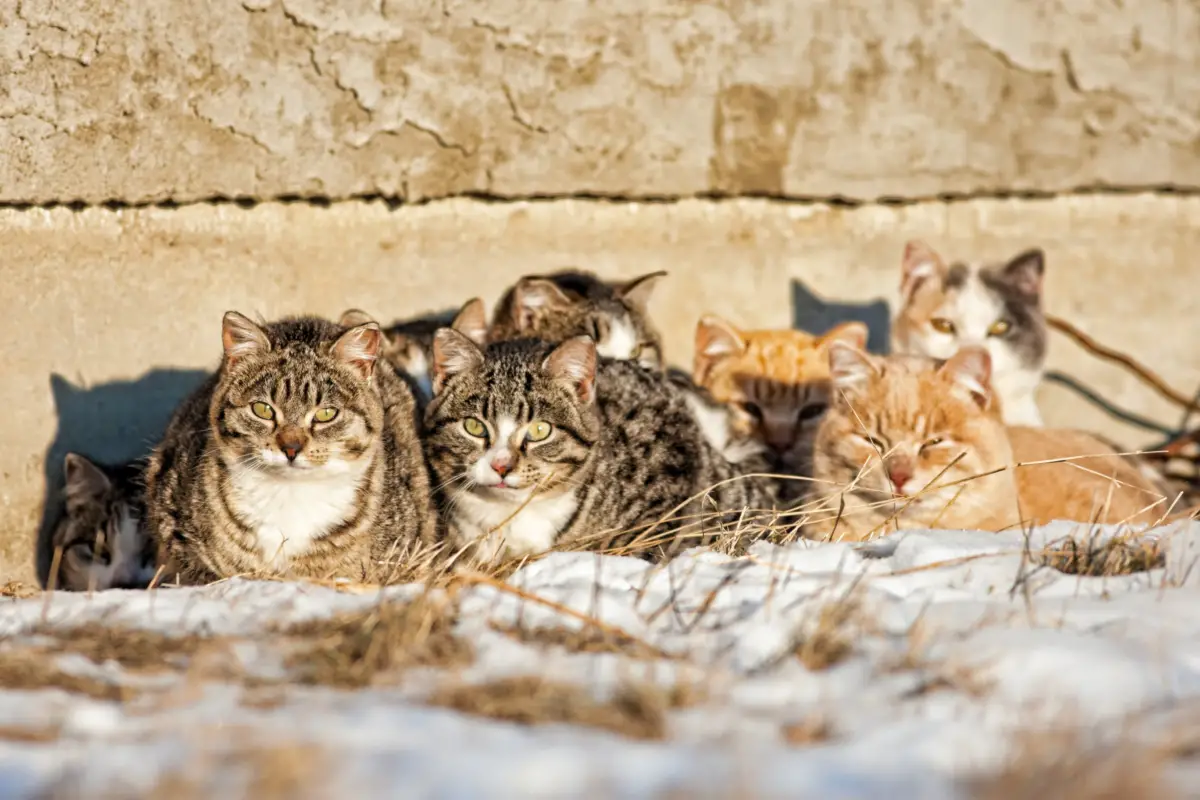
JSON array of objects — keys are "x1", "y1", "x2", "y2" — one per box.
[
  {"x1": 813, "y1": 344, "x2": 1014, "y2": 528},
  {"x1": 489, "y1": 270, "x2": 666, "y2": 369},
  {"x1": 51, "y1": 454, "x2": 156, "y2": 591},
  {"x1": 892, "y1": 241, "x2": 1047, "y2": 397},
  {"x1": 213, "y1": 313, "x2": 385, "y2": 478},
  {"x1": 693, "y1": 315, "x2": 868, "y2": 470},
  {"x1": 425, "y1": 332, "x2": 600, "y2": 498}
]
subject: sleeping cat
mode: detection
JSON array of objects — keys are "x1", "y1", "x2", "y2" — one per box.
[
  {"x1": 692, "y1": 314, "x2": 868, "y2": 501},
  {"x1": 340, "y1": 298, "x2": 488, "y2": 407},
  {"x1": 488, "y1": 269, "x2": 667, "y2": 369},
  {"x1": 806, "y1": 344, "x2": 1164, "y2": 542},
  {"x1": 50, "y1": 453, "x2": 157, "y2": 591},
  {"x1": 891, "y1": 241, "x2": 1048, "y2": 426},
  {"x1": 144, "y1": 312, "x2": 436, "y2": 584},
  {"x1": 424, "y1": 331, "x2": 774, "y2": 564}
]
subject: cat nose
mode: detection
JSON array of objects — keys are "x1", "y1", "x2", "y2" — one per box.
[
  {"x1": 490, "y1": 453, "x2": 514, "y2": 477},
  {"x1": 887, "y1": 462, "x2": 913, "y2": 492},
  {"x1": 276, "y1": 427, "x2": 307, "y2": 462}
]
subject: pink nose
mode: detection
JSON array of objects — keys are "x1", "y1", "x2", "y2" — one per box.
[
  {"x1": 888, "y1": 464, "x2": 912, "y2": 492},
  {"x1": 490, "y1": 458, "x2": 513, "y2": 478}
]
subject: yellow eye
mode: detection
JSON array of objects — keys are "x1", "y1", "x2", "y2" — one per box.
[
  {"x1": 929, "y1": 318, "x2": 956, "y2": 335},
  {"x1": 251, "y1": 402, "x2": 275, "y2": 420},
  {"x1": 987, "y1": 319, "x2": 1011, "y2": 337},
  {"x1": 314, "y1": 408, "x2": 338, "y2": 423},
  {"x1": 527, "y1": 420, "x2": 553, "y2": 442},
  {"x1": 463, "y1": 417, "x2": 487, "y2": 438}
]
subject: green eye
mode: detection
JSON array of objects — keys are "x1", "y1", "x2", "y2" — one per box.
[
  {"x1": 251, "y1": 402, "x2": 275, "y2": 420},
  {"x1": 463, "y1": 417, "x2": 487, "y2": 438},
  {"x1": 527, "y1": 420, "x2": 553, "y2": 442},
  {"x1": 314, "y1": 408, "x2": 338, "y2": 423},
  {"x1": 930, "y1": 318, "x2": 956, "y2": 335}
]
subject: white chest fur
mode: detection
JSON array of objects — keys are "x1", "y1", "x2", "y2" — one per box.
[
  {"x1": 228, "y1": 461, "x2": 368, "y2": 569},
  {"x1": 450, "y1": 486, "x2": 579, "y2": 562}
]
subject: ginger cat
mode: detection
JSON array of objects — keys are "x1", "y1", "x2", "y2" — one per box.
[
  {"x1": 805, "y1": 344, "x2": 1164, "y2": 542},
  {"x1": 692, "y1": 315, "x2": 868, "y2": 496}
]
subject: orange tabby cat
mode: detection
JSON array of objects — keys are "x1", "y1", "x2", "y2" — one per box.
[
  {"x1": 806, "y1": 344, "x2": 1164, "y2": 541},
  {"x1": 692, "y1": 315, "x2": 868, "y2": 495}
]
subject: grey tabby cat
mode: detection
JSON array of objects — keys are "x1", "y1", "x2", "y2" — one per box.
[
  {"x1": 489, "y1": 270, "x2": 667, "y2": 369},
  {"x1": 892, "y1": 241, "x2": 1048, "y2": 426},
  {"x1": 50, "y1": 453, "x2": 157, "y2": 591},
  {"x1": 424, "y1": 331, "x2": 773, "y2": 564},
  {"x1": 340, "y1": 298, "x2": 488, "y2": 408},
  {"x1": 144, "y1": 312, "x2": 435, "y2": 584}
]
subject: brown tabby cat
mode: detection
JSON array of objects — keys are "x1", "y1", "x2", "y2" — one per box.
[
  {"x1": 692, "y1": 315, "x2": 869, "y2": 489},
  {"x1": 144, "y1": 312, "x2": 436, "y2": 584},
  {"x1": 50, "y1": 454, "x2": 157, "y2": 591},
  {"x1": 489, "y1": 270, "x2": 666, "y2": 369},
  {"x1": 806, "y1": 345, "x2": 1163, "y2": 541}
]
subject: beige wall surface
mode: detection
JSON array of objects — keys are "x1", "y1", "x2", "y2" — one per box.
[
  {"x1": 3, "y1": 0, "x2": 1199, "y2": 203},
  {"x1": 4, "y1": 195, "x2": 1199, "y2": 585}
]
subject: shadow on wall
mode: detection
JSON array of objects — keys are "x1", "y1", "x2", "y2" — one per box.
[
  {"x1": 790, "y1": 279, "x2": 891, "y2": 353},
  {"x1": 36, "y1": 369, "x2": 209, "y2": 587}
]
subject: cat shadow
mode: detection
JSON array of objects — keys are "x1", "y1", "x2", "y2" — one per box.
[
  {"x1": 35, "y1": 369, "x2": 210, "y2": 587},
  {"x1": 791, "y1": 279, "x2": 891, "y2": 354},
  {"x1": 1043, "y1": 371, "x2": 1180, "y2": 442}
]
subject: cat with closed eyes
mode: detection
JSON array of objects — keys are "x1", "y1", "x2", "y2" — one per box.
[
  {"x1": 50, "y1": 453, "x2": 158, "y2": 591},
  {"x1": 891, "y1": 240, "x2": 1048, "y2": 426},
  {"x1": 424, "y1": 330, "x2": 774, "y2": 564},
  {"x1": 489, "y1": 269, "x2": 667, "y2": 369},
  {"x1": 144, "y1": 312, "x2": 436, "y2": 585}
]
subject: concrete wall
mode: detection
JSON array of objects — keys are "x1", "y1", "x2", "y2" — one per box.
[{"x1": 3, "y1": 0, "x2": 1199, "y2": 585}]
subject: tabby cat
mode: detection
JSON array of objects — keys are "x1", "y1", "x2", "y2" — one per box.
[
  {"x1": 144, "y1": 312, "x2": 435, "y2": 584},
  {"x1": 488, "y1": 270, "x2": 666, "y2": 369},
  {"x1": 891, "y1": 241, "x2": 1048, "y2": 426},
  {"x1": 50, "y1": 453, "x2": 157, "y2": 591},
  {"x1": 806, "y1": 344, "x2": 1164, "y2": 542},
  {"x1": 424, "y1": 331, "x2": 773, "y2": 564},
  {"x1": 692, "y1": 315, "x2": 868, "y2": 499}
]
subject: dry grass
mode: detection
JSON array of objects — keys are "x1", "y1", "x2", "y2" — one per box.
[
  {"x1": 782, "y1": 716, "x2": 834, "y2": 745},
  {"x1": 0, "y1": 581, "x2": 39, "y2": 599},
  {"x1": 0, "y1": 647, "x2": 132, "y2": 702},
  {"x1": 426, "y1": 675, "x2": 703, "y2": 741},
  {"x1": 792, "y1": 593, "x2": 863, "y2": 671},
  {"x1": 279, "y1": 594, "x2": 472, "y2": 688},
  {"x1": 36, "y1": 624, "x2": 208, "y2": 672},
  {"x1": 969, "y1": 726, "x2": 1179, "y2": 800},
  {"x1": 491, "y1": 621, "x2": 676, "y2": 661},
  {"x1": 1038, "y1": 534, "x2": 1165, "y2": 577}
]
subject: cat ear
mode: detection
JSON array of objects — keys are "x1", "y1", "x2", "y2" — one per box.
[
  {"x1": 432, "y1": 328, "x2": 485, "y2": 395},
  {"x1": 820, "y1": 321, "x2": 869, "y2": 351},
  {"x1": 63, "y1": 453, "x2": 110, "y2": 507},
  {"x1": 451, "y1": 298, "x2": 489, "y2": 347},
  {"x1": 338, "y1": 309, "x2": 377, "y2": 328},
  {"x1": 938, "y1": 346, "x2": 993, "y2": 409},
  {"x1": 1002, "y1": 248, "x2": 1045, "y2": 303},
  {"x1": 512, "y1": 278, "x2": 571, "y2": 332},
  {"x1": 332, "y1": 322, "x2": 382, "y2": 381},
  {"x1": 827, "y1": 342, "x2": 880, "y2": 398},
  {"x1": 617, "y1": 271, "x2": 668, "y2": 310},
  {"x1": 693, "y1": 315, "x2": 745, "y2": 384},
  {"x1": 901, "y1": 240, "x2": 947, "y2": 301},
  {"x1": 544, "y1": 336, "x2": 597, "y2": 405},
  {"x1": 222, "y1": 311, "x2": 271, "y2": 366}
]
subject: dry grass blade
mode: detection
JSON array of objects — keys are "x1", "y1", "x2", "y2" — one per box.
[
  {"x1": 427, "y1": 676, "x2": 702, "y2": 741},
  {"x1": 0, "y1": 581, "x2": 39, "y2": 599},
  {"x1": 1038, "y1": 535, "x2": 1165, "y2": 577},
  {"x1": 279, "y1": 595, "x2": 472, "y2": 688},
  {"x1": 490, "y1": 621, "x2": 677, "y2": 661},
  {"x1": 0, "y1": 648, "x2": 132, "y2": 702},
  {"x1": 793, "y1": 594, "x2": 862, "y2": 671},
  {"x1": 782, "y1": 717, "x2": 834, "y2": 746},
  {"x1": 35, "y1": 625, "x2": 207, "y2": 672}
]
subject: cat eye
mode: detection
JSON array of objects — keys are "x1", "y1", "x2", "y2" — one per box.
[
  {"x1": 798, "y1": 403, "x2": 827, "y2": 423},
  {"x1": 526, "y1": 420, "x2": 553, "y2": 442},
  {"x1": 929, "y1": 318, "x2": 956, "y2": 335},
  {"x1": 69, "y1": 541, "x2": 94, "y2": 560},
  {"x1": 920, "y1": 437, "x2": 946, "y2": 452},
  {"x1": 987, "y1": 319, "x2": 1011, "y2": 337},
  {"x1": 313, "y1": 408, "x2": 339, "y2": 423},
  {"x1": 858, "y1": 433, "x2": 887, "y2": 451},
  {"x1": 463, "y1": 417, "x2": 487, "y2": 438},
  {"x1": 251, "y1": 402, "x2": 275, "y2": 420},
  {"x1": 740, "y1": 402, "x2": 763, "y2": 420}
]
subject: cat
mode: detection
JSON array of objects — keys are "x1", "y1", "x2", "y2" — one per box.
[
  {"x1": 488, "y1": 269, "x2": 667, "y2": 369},
  {"x1": 806, "y1": 344, "x2": 1164, "y2": 542},
  {"x1": 891, "y1": 240, "x2": 1048, "y2": 427},
  {"x1": 423, "y1": 331, "x2": 774, "y2": 564},
  {"x1": 144, "y1": 312, "x2": 436, "y2": 585},
  {"x1": 49, "y1": 453, "x2": 157, "y2": 591},
  {"x1": 340, "y1": 299, "x2": 489, "y2": 407},
  {"x1": 692, "y1": 314, "x2": 869, "y2": 502}
]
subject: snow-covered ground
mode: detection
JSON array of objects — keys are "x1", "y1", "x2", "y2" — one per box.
[{"x1": 4, "y1": 521, "x2": 1200, "y2": 798}]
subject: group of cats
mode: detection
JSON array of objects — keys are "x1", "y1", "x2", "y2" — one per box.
[{"x1": 49, "y1": 241, "x2": 1169, "y2": 592}]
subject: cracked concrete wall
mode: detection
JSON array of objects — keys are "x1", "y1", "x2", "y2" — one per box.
[{"x1": 3, "y1": 0, "x2": 1199, "y2": 204}]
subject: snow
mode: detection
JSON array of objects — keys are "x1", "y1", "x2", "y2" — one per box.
[{"x1": 3, "y1": 520, "x2": 1200, "y2": 797}]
